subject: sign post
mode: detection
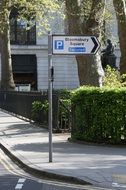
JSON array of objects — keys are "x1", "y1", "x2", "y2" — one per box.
[
  {"x1": 48, "y1": 34, "x2": 100, "y2": 162},
  {"x1": 48, "y1": 32, "x2": 53, "y2": 162}
]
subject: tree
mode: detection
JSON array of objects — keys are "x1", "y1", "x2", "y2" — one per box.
[
  {"x1": 65, "y1": 0, "x2": 105, "y2": 86},
  {"x1": 113, "y1": 0, "x2": 126, "y2": 74},
  {"x1": 0, "y1": 0, "x2": 60, "y2": 90},
  {"x1": 0, "y1": 0, "x2": 15, "y2": 90}
]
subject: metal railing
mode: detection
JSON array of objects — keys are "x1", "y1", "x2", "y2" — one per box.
[
  {"x1": 58, "y1": 99, "x2": 71, "y2": 132},
  {"x1": 0, "y1": 90, "x2": 71, "y2": 132}
]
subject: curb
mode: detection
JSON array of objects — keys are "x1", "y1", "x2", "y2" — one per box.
[
  {"x1": 0, "y1": 142, "x2": 91, "y2": 186},
  {"x1": 68, "y1": 138, "x2": 126, "y2": 148}
]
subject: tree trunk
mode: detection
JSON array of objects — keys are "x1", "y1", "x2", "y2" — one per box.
[
  {"x1": 113, "y1": 0, "x2": 126, "y2": 74},
  {"x1": 65, "y1": 0, "x2": 104, "y2": 86},
  {"x1": 0, "y1": 5, "x2": 15, "y2": 90}
]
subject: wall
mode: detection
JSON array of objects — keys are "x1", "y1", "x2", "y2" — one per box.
[
  {"x1": 0, "y1": 2, "x2": 121, "y2": 89},
  {"x1": 105, "y1": 0, "x2": 120, "y2": 68},
  {"x1": 11, "y1": 43, "x2": 79, "y2": 90},
  {"x1": 9, "y1": 8, "x2": 80, "y2": 90}
]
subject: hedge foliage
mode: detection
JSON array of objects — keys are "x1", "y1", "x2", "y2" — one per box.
[
  {"x1": 103, "y1": 65, "x2": 126, "y2": 87},
  {"x1": 71, "y1": 86, "x2": 126, "y2": 144}
]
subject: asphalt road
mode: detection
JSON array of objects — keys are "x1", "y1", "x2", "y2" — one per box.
[
  {"x1": 0, "y1": 149, "x2": 92, "y2": 190},
  {"x1": 0, "y1": 149, "x2": 43, "y2": 190}
]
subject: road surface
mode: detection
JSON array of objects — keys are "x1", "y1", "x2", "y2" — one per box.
[{"x1": 0, "y1": 149, "x2": 91, "y2": 190}]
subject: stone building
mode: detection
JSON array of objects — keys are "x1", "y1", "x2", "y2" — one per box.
[
  {"x1": 8, "y1": 8, "x2": 79, "y2": 91},
  {"x1": 0, "y1": 2, "x2": 120, "y2": 91}
]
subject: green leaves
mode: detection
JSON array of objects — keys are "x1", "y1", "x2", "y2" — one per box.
[
  {"x1": 103, "y1": 65, "x2": 126, "y2": 88},
  {"x1": 31, "y1": 100, "x2": 49, "y2": 123},
  {"x1": 71, "y1": 86, "x2": 126, "y2": 144},
  {"x1": 0, "y1": 0, "x2": 61, "y2": 34}
]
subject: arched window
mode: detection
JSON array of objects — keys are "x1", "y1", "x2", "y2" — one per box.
[{"x1": 10, "y1": 8, "x2": 36, "y2": 45}]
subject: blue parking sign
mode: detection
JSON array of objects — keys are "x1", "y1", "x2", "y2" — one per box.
[
  {"x1": 55, "y1": 40, "x2": 64, "y2": 50},
  {"x1": 52, "y1": 35, "x2": 100, "y2": 54}
]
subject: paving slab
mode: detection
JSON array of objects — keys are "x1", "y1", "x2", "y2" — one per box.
[{"x1": 0, "y1": 109, "x2": 126, "y2": 190}]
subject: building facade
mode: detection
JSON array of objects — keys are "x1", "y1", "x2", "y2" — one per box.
[
  {"x1": 9, "y1": 8, "x2": 79, "y2": 91},
  {"x1": 0, "y1": 8, "x2": 79, "y2": 91},
  {"x1": 0, "y1": 2, "x2": 120, "y2": 91}
]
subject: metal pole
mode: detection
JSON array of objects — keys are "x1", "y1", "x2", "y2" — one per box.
[{"x1": 48, "y1": 31, "x2": 53, "y2": 162}]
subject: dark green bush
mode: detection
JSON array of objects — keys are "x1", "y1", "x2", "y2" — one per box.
[
  {"x1": 54, "y1": 89, "x2": 71, "y2": 99},
  {"x1": 71, "y1": 86, "x2": 126, "y2": 144},
  {"x1": 31, "y1": 100, "x2": 48, "y2": 124},
  {"x1": 31, "y1": 90, "x2": 71, "y2": 131}
]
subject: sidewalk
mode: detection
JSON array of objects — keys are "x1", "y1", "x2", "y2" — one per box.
[{"x1": 0, "y1": 109, "x2": 126, "y2": 190}]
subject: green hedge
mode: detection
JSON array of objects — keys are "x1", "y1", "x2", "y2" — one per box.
[{"x1": 71, "y1": 87, "x2": 126, "y2": 144}]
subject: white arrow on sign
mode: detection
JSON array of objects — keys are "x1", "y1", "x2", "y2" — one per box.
[{"x1": 52, "y1": 35, "x2": 100, "y2": 55}]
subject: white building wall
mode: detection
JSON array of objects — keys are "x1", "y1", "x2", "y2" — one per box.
[
  {"x1": 106, "y1": 0, "x2": 118, "y2": 43},
  {"x1": 53, "y1": 55, "x2": 79, "y2": 89},
  {"x1": 11, "y1": 43, "x2": 79, "y2": 90},
  {"x1": 36, "y1": 46, "x2": 79, "y2": 90},
  {"x1": 0, "y1": 2, "x2": 120, "y2": 90},
  {"x1": 37, "y1": 51, "x2": 48, "y2": 90},
  {"x1": 115, "y1": 48, "x2": 121, "y2": 69},
  {"x1": 105, "y1": 0, "x2": 120, "y2": 68},
  {"x1": 9, "y1": 8, "x2": 80, "y2": 91}
]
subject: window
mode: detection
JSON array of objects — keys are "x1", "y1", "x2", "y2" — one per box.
[
  {"x1": 12, "y1": 54, "x2": 37, "y2": 90},
  {"x1": 10, "y1": 8, "x2": 36, "y2": 45}
]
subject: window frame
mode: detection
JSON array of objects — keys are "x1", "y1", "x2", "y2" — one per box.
[{"x1": 10, "y1": 8, "x2": 36, "y2": 45}]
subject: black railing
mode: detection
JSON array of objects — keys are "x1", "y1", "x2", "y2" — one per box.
[
  {"x1": 0, "y1": 91, "x2": 71, "y2": 132},
  {"x1": 58, "y1": 99, "x2": 71, "y2": 132}
]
